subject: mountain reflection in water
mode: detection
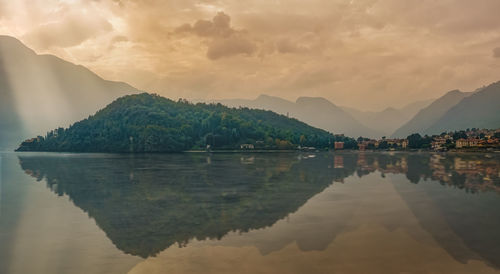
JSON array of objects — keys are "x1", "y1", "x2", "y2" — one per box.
[{"x1": 16, "y1": 152, "x2": 500, "y2": 272}]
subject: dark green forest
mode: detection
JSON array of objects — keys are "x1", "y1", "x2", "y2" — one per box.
[{"x1": 16, "y1": 93, "x2": 356, "y2": 152}]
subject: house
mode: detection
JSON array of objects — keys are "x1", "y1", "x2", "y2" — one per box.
[
  {"x1": 401, "y1": 140, "x2": 408, "y2": 149},
  {"x1": 334, "y1": 142, "x2": 344, "y2": 150},
  {"x1": 467, "y1": 138, "x2": 479, "y2": 147},
  {"x1": 431, "y1": 137, "x2": 448, "y2": 150},
  {"x1": 456, "y1": 138, "x2": 467, "y2": 148},
  {"x1": 240, "y1": 144, "x2": 255, "y2": 149},
  {"x1": 457, "y1": 138, "x2": 479, "y2": 148}
]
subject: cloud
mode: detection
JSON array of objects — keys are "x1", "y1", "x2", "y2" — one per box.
[
  {"x1": 493, "y1": 47, "x2": 500, "y2": 58},
  {"x1": 22, "y1": 12, "x2": 112, "y2": 49},
  {"x1": 3, "y1": 0, "x2": 500, "y2": 110},
  {"x1": 176, "y1": 12, "x2": 234, "y2": 38},
  {"x1": 175, "y1": 12, "x2": 256, "y2": 59},
  {"x1": 111, "y1": 35, "x2": 128, "y2": 44},
  {"x1": 275, "y1": 33, "x2": 323, "y2": 54},
  {"x1": 207, "y1": 35, "x2": 256, "y2": 60}
]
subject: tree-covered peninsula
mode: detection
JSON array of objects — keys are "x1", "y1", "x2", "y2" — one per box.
[{"x1": 16, "y1": 93, "x2": 356, "y2": 152}]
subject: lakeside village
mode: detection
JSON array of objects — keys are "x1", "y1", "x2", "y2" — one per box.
[{"x1": 240, "y1": 128, "x2": 500, "y2": 152}]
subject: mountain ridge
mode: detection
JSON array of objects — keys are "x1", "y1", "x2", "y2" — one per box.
[
  {"x1": 391, "y1": 90, "x2": 472, "y2": 138},
  {"x1": 0, "y1": 35, "x2": 140, "y2": 149},
  {"x1": 424, "y1": 81, "x2": 500, "y2": 134},
  {"x1": 215, "y1": 94, "x2": 384, "y2": 138}
]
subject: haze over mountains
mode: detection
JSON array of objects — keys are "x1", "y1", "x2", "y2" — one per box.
[
  {"x1": 0, "y1": 35, "x2": 139, "y2": 149},
  {"x1": 392, "y1": 90, "x2": 472, "y2": 138},
  {"x1": 216, "y1": 95, "x2": 384, "y2": 138},
  {"x1": 216, "y1": 82, "x2": 500, "y2": 139},
  {"x1": 392, "y1": 82, "x2": 500, "y2": 137},
  {"x1": 424, "y1": 82, "x2": 500, "y2": 135},
  {"x1": 214, "y1": 95, "x2": 436, "y2": 138},
  {"x1": 1, "y1": 34, "x2": 500, "y2": 150},
  {"x1": 342, "y1": 100, "x2": 433, "y2": 137}
]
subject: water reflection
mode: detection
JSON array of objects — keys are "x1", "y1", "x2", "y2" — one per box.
[
  {"x1": 16, "y1": 152, "x2": 500, "y2": 271},
  {"x1": 18, "y1": 153, "x2": 356, "y2": 258}
]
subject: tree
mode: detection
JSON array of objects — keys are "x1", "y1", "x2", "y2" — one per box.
[
  {"x1": 407, "y1": 133, "x2": 423, "y2": 149},
  {"x1": 378, "y1": 140, "x2": 389, "y2": 149}
]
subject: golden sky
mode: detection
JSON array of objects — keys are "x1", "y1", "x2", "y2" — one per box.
[{"x1": 1, "y1": 0, "x2": 500, "y2": 110}]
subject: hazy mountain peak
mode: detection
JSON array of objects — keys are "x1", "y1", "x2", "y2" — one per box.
[
  {"x1": 441, "y1": 89, "x2": 464, "y2": 97},
  {"x1": 256, "y1": 94, "x2": 273, "y2": 99},
  {"x1": 256, "y1": 94, "x2": 293, "y2": 103},
  {"x1": 0, "y1": 35, "x2": 36, "y2": 56},
  {"x1": 296, "y1": 96, "x2": 337, "y2": 107},
  {"x1": 381, "y1": 107, "x2": 398, "y2": 113},
  {"x1": 391, "y1": 87, "x2": 475, "y2": 137}
]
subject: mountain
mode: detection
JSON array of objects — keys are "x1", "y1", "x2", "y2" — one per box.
[
  {"x1": 216, "y1": 95, "x2": 383, "y2": 138},
  {"x1": 391, "y1": 90, "x2": 472, "y2": 138},
  {"x1": 17, "y1": 93, "x2": 357, "y2": 152},
  {"x1": 220, "y1": 95, "x2": 297, "y2": 115},
  {"x1": 343, "y1": 99, "x2": 433, "y2": 137},
  {"x1": 424, "y1": 81, "x2": 500, "y2": 134},
  {"x1": 0, "y1": 35, "x2": 139, "y2": 150}
]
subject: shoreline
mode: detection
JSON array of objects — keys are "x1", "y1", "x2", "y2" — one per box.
[{"x1": 9, "y1": 149, "x2": 500, "y2": 154}]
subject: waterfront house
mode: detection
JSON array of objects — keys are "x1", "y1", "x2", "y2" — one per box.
[
  {"x1": 334, "y1": 142, "x2": 344, "y2": 150},
  {"x1": 240, "y1": 144, "x2": 255, "y2": 149}
]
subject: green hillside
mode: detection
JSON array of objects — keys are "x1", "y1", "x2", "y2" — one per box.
[{"x1": 16, "y1": 93, "x2": 356, "y2": 152}]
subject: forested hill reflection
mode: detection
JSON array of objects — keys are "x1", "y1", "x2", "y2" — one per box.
[
  {"x1": 17, "y1": 152, "x2": 500, "y2": 259},
  {"x1": 18, "y1": 153, "x2": 357, "y2": 258}
]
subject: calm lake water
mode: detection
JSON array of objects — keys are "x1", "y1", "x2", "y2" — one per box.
[{"x1": 0, "y1": 151, "x2": 499, "y2": 274}]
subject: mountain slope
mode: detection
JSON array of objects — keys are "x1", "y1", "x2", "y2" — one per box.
[
  {"x1": 16, "y1": 93, "x2": 355, "y2": 152},
  {"x1": 424, "y1": 82, "x2": 500, "y2": 134},
  {"x1": 0, "y1": 35, "x2": 140, "y2": 149},
  {"x1": 294, "y1": 97, "x2": 383, "y2": 138},
  {"x1": 343, "y1": 99, "x2": 433, "y2": 137},
  {"x1": 218, "y1": 95, "x2": 383, "y2": 138},
  {"x1": 220, "y1": 95, "x2": 297, "y2": 115},
  {"x1": 392, "y1": 90, "x2": 471, "y2": 137}
]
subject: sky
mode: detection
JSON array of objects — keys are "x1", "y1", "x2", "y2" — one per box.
[{"x1": 1, "y1": 0, "x2": 500, "y2": 110}]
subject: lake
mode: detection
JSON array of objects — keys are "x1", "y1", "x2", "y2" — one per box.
[{"x1": 0, "y1": 151, "x2": 499, "y2": 274}]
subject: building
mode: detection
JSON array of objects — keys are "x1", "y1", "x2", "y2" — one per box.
[
  {"x1": 240, "y1": 144, "x2": 255, "y2": 149},
  {"x1": 456, "y1": 138, "x2": 467, "y2": 148},
  {"x1": 401, "y1": 140, "x2": 408, "y2": 149},
  {"x1": 431, "y1": 137, "x2": 448, "y2": 150},
  {"x1": 456, "y1": 138, "x2": 479, "y2": 148},
  {"x1": 467, "y1": 138, "x2": 479, "y2": 147},
  {"x1": 334, "y1": 142, "x2": 344, "y2": 150}
]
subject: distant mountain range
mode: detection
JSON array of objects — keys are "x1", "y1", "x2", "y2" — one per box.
[
  {"x1": 216, "y1": 81, "x2": 500, "y2": 139},
  {"x1": 342, "y1": 99, "x2": 433, "y2": 137},
  {"x1": 392, "y1": 82, "x2": 500, "y2": 137},
  {"x1": 214, "y1": 95, "x2": 435, "y2": 138},
  {"x1": 0, "y1": 35, "x2": 139, "y2": 149},
  {"x1": 215, "y1": 95, "x2": 385, "y2": 138}
]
